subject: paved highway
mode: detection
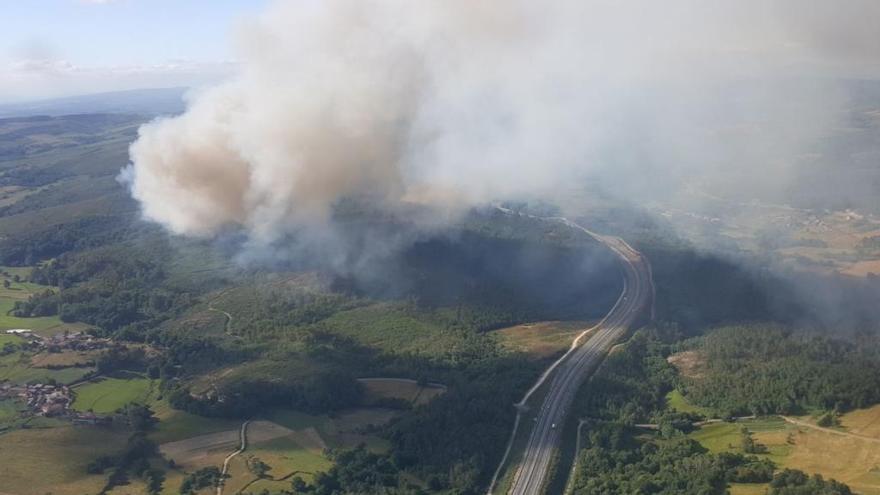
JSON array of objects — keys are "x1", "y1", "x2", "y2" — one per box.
[{"x1": 503, "y1": 216, "x2": 654, "y2": 495}]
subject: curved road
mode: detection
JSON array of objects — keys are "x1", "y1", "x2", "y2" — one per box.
[
  {"x1": 502, "y1": 215, "x2": 655, "y2": 495},
  {"x1": 217, "y1": 420, "x2": 249, "y2": 495}
]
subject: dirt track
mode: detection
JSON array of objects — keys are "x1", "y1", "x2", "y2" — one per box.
[
  {"x1": 781, "y1": 416, "x2": 880, "y2": 444},
  {"x1": 159, "y1": 420, "x2": 293, "y2": 462}
]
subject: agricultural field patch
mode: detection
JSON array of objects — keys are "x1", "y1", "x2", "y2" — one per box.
[
  {"x1": 0, "y1": 398, "x2": 25, "y2": 426},
  {"x1": 30, "y1": 348, "x2": 101, "y2": 368},
  {"x1": 0, "y1": 425, "x2": 129, "y2": 495},
  {"x1": 688, "y1": 407, "x2": 880, "y2": 495},
  {"x1": 493, "y1": 320, "x2": 591, "y2": 359},
  {"x1": 266, "y1": 407, "x2": 394, "y2": 451},
  {"x1": 665, "y1": 389, "x2": 712, "y2": 417},
  {"x1": 71, "y1": 374, "x2": 157, "y2": 413},
  {"x1": 0, "y1": 350, "x2": 93, "y2": 384},
  {"x1": 0, "y1": 298, "x2": 63, "y2": 333},
  {"x1": 689, "y1": 417, "x2": 792, "y2": 462},
  {"x1": 775, "y1": 425, "x2": 880, "y2": 495},
  {"x1": 728, "y1": 483, "x2": 770, "y2": 495},
  {"x1": 0, "y1": 267, "x2": 86, "y2": 336},
  {"x1": 359, "y1": 377, "x2": 446, "y2": 406},
  {"x1": 159, "y1": 428, "x2": 241, "y2": 464},
  {"x1": 841, "y1": 403, "x2": 880, "y2": 438},
  {"x1": 150, "y1": 400, "x2": 242, "y2": 445},
  {"x1": 245, "y1": 434, "x2": 332, "y2": 482},
  {"x1": 157, "y1": 406, "x2": 399, "y2": 493},
  {"x1": 0, "y1": 332, "x2": 23, "y2": 346}
]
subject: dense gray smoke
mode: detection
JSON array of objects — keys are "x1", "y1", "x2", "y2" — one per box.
[{"x1": 123, "y1": 0, "x2": 880, "y2": 244}]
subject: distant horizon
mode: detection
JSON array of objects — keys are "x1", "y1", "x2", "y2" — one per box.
[
  {"x1": 0, "y1": 86, "x2": 189, "y2": 119},
  {"x1": 1, "y1": 0, "x2": 266, "y2": 103},
  {"x1": 0, "y1": 86, "x2": 189, "y2": 105}
]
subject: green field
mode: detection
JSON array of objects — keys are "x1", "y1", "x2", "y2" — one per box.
[
  {"x1": 246, "y1": 435, "x2": 333, "y2": 480},
  {"x1": 0, "y1": 351, "x2": 94, "y2": 385},
  {"x1": 0, "y1": 298, "x2": 64, "y2": 333},
  {"x1": 266, "y1": 409, "x2": 327, "y2": 431},
  {"x1": 150, "y1": 400, "x2": 243, "y2": 444},
  {"x1": 494, "y1": 320, "x2": 590, "y2": 359},
  {"x1": 72, "y1": 374, "x2": 158, "y2": 413},
  {"x1": 0, "y1": 332, "x2": 23, "y2": 346},
  {"x1": 0, "y1": 267, "x2": 69, "y2": 334},
  {"x1": 666, "y1": 389, "x2": 713, "y2": 417},
  {"x1": 266, "y1": 407, "x2": 392, "y2": 452},
  {"x1": 688, "y1": 417, "x2": 791, "y2": 462},
  {"x1": 0, "y1": 398, "x2": 25, "y2": 425},
  {"x1": 0, "y1": 425, "x2": 130, "y2": 495}
]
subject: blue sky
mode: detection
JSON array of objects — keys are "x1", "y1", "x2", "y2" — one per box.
[{"x1": 1, "y1": 0, "x2": 269, "y2": 102}]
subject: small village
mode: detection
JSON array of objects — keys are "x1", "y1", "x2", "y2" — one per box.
[
  {"x1": 5, "y1": 328, "x2": 111, "y2": 352},
  {"x1": 2, "y1": 328, "x2": 114, "y2": 425}
]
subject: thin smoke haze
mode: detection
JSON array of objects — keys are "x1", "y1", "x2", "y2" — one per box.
[{"x1": 122, "y1": 0, "x2": 880, "y2": 244}]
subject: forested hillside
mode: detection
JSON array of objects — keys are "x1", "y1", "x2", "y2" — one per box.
[
  {"x1": 677, "y1": 325, "x2": 880, "y2": 416},
  {"x1": 0, "y1": 115, "x2": 625, "y2": 494}
]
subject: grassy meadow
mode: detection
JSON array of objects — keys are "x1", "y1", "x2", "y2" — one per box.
[
  {"x1": 71, "y1": 374, "x2": 159, "y2": 413},
  {"x1": 0, "y1": 425, "x2": 130, "y2": 495},
  {"x1": 0, "y1": 350, "x2": 93, "y2": 385},
  {"x1": 493, "y1": 320, "x2": 592, "y2": 360},
  {"x1": 676, "y1": 389, "x2": 880, "y2": 495}
]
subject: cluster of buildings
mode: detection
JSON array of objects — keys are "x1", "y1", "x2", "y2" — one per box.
[
  {"x1": 2, "y1": 330, "x2": 113, "y2": 425},
  {"x1": 43, "y1": 331, "x2": 111, "y2": 352},
  {"x1": 0, "y1": 382, "x2": 71, "y2": 417},
  {"x1": 4, "y1": 328, "x2": 110, "y2": 352},
  {"x1": 0, "y1": 382, "x2": 112, "y2": 424}
]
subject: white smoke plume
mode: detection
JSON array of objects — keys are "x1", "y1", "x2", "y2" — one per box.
[{"x1": 124, "y1": 0, "x2": 880, "y2": 244}]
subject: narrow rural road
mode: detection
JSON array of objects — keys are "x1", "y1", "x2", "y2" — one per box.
[
  {"x1": 217, "y1": 420, "x2": 250, "y2": 495},
  {"x1": 208, "y1": 291, "x2": 234, "y2": 335},
  {"x1": 491, "y1": 210, "x2": 654, "y2": 495}
]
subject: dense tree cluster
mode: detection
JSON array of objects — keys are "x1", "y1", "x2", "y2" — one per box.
[
  {"x1": 643, "y1": 245, "x2": 776, "y2": 331},
  {"x1": 0, "y1": 215, "x2": 132, "y2": 266},
  {"x1": 12, "y1": 289, "x2": 59, "y2": 317},
  {"x1": 90, "y1": 432, "x2": 163, "y2": 495},
  {"x1": 313, "y1": 447, "x2": 400, "y2": 494},
  {"x1": 84, "y1": 401, "x2": 163, "y2": 494},
  {"x1": 769, "y1": 469, "x2": 853, "y2": 495},
  {"x1": 566, "y1": 329, "x2": 856, "y2": 495},
  {"x1": 574, "y1": 330, "x2": 679, "y2": 425},
  {"x1": 168, "y1": 371, "x2": 364, "y2": 418},
  {"x1": 680, "y1": 325, "x2": 880, "y2": 415},
  {"x1": 24, "y1": 241, "x2": 200, "y2": 336},
  {"x1": 180, "y1": 467, "x2": 224, "y2": 494},
  {"x1": 570, "y1": 426, "x2": 775, "y2": 495}
]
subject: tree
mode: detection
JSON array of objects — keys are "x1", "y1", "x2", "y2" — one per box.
[
  {"x1": 291, "y1": 476, "x2": 310, "y2": 493},
  {"x1": 817, "y1": 412, "x2": 839, "y2": 427},
  {"x1": 118, "y1": 403, "x2": 157, "y2": 431},
  {"x1": 740, "y1": 428, "x2": 767, "y2": 454},
  {"x1": 249, "y1": 457, "x2": 271, "y2": 479}
]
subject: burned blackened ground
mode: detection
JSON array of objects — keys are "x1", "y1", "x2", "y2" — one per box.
[{"x1": 331, "y1": 218, "x2": 623, "y2": 329}]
